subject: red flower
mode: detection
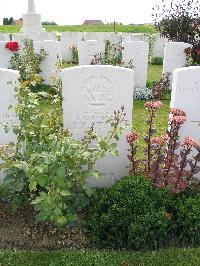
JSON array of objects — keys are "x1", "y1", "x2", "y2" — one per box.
[
  {"x1": 165, "y1": 213, "x2": 171, "y2": 219},
  {"x1": 197, "y1": 49, "x2": 200, "y2": 56},
  {"x1": 5, "y1": 41, "x2": 20, "y2": 52}
]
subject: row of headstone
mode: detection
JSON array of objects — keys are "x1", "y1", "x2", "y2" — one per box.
[
  {"x1": 0, "y1": 36, "x2": 192, "y2": 89},
  {"x1": 12, "y1": 32, "x2": 58, "y2": 42},
  {"x1": 77, "y1": 40, "x2": 148, "y2": 88},
  {"x1": 0, "y1": 65, "x2": 200, "y2": 185},
  {"x1": 0, "y1": 32, "x2": 168, "y2": 63},
  {"x1": 0, "y1": 40, "x2": 61, "y2": 84}
]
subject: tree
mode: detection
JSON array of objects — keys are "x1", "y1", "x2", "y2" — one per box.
[
  {"x1": 3, "y1": 18, "x2": 9, "y2": 25},
  {"x1": 9, "y1": 17, "x2": 14, "y2": 25},
  {"x1": 3, "y1": 17, "x2": 14, "y2": 25},
  {"x1": 152, "y1": 0, "x2": 200, "y2": 45},
  {"x1": 42, "y1": 21, "x2": 58, "y2": 25},
  {"x1": 152, "y1": 0, "x2": 200, "y2": 65}
]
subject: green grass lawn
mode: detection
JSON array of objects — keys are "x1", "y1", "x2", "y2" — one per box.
[
  {"x1": 0, "y1": 24, "x2": 157, "y2": 33},
  {"x1": 0, "y1": 248, "x2": 200, "y2": 266},
  {"x1": 147, "y1": 64, "x2": 163, "y2": 83}
]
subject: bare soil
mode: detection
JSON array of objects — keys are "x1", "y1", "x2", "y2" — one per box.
[{"x1": 0, "y1": 203, "x2": 89, "y2": 250}]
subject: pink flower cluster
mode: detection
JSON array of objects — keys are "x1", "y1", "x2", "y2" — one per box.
[
  {"x1": 126, "y1": 132, "x2": 139, "y2": 144},
  {"x1": 151, "y1": 134, "x2": 170, "y2": 145},
  {"x1": 144, "y1": 101, "x2": 163, "y2": 110},
  {"x1": 181, "y1": 137, "x2": 199, "y2": 148},
  {"x1": 169, "y1": 108, "x2": 187, "y2": 125},
  {"x1": 170, "y1": 115, "x2": 186, "y2": 125},
  {"x1": 170, "y1": 108, "x2": 186, "y2": 117}
]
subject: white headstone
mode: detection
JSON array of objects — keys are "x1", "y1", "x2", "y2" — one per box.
[
  {"x1": 78, "y1": 40, "x2": 105, "y2": 65},
  {"x1": 0, "y1": 68, "x2": 19, "y2": 181},
  {"x1": 122, "y1": 33, "x2": 131, "y2": 42},
  {"x1": 0, "y1": 42, "x2": 12, "y2": 68},
  {"x1": 12, "y1": 34, "x2": 28, "y2": 43},
  {"x1": 0, "y1": 33, "x2": 10, "y2": 42},
  {"x1": 105, "y1": 33, "x2": 122, "y2": 45},
  {"x1": 122, "y1": 41, "x2": 149, "y2": 88},
  {"x1": 60, "y1": 32, "x2": 82, "y2": 62},
  {"x1": 95, "y1": 32, "x2": 107, "y2": 42},
  {"x1": 171, "y1": 66, "x2": 200, "y2": 173},
  {"x1": 129, "y1": 33, "x2": 144, "y2": 41},
  {"x1": 34, "y1": 40, "x2": 62, "y2": 84},
  {"x1": 62, "y1": 65, "x2": 134, "y2": 187},
  {"x1": 83, "y1": 32, "x2": 98, "y2": 41},
  {"x1": 152, "y1": 34, "x2": 168, "y2": 58},
  {"x1": 163, "y1": 42, "x2": 192, "y2": 81}
]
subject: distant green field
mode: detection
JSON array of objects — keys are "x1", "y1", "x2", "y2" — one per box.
[{"x1": 0, "y1": 24, "x2": 157, "y2": 33}]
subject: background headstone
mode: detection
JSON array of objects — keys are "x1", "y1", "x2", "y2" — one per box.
[
  {"x1": 0, "y1": 42, "x2": 12, "y2": 68},
  {"x1": 0, "y1": 68, "x2": 19, "y2": 181},
  {"x1": 152, "y1": 34, "x2": 168, "y2": 58},
  {"x1": 34, "y1": 40, "x2": 62, "y2": 84},
  {"x1": 78, "y1": 40, "x2": 105, "y2": 65},
  {"x1": 62, "y1": 65, "x2": 134, "y2": 187},
  {"x1": 170, "y1": 66, "x2": 200, "y2": 175},
  {"x1": 60, "y1": 32, "x2": 82, "y2": 62},
  {"x1": 122, "y1": 41, "x2": 149, "y2": 88},
  {"x1": 129, "y1": 33, "x2": 144, "y2": 41},
  {"x1": 163, "y1": 42, "x2": 192, "y2": 85}
]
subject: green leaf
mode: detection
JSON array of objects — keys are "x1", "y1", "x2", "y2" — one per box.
[
  {"x1": 114, "y1": 135, "x2": 120, "y2": 141},
  {"x1": 60, "y1": 190, "x2": 72, "y2": 197},
  {"x1": 57, "y1": 216, "x2": 68, "y2": 226},
  {"x1": 99, "y1": 140, "x2": 109, "y2": 150},
  {"x1": 56, "y1": 166, "x2": 66, "y2": 178},
  {"x1": 37, "y1": 175, "x2": 48, "y2": 187},
  {"x1": 29, "y1": 180, "x2": 37, "y2": 191},
  {"x1": 66, "y1": 214, "x2": 76, "y2": 223}
]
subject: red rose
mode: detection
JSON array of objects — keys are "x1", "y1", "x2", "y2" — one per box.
[
  {"x1": 5, "y1": 41, "x2": 20, "y2": 52},
  {"x1": 197, "y1": 49, "x2": 200, "y2": 56},
  {"x1": 165, "y1": 213, "x2": 171, "y2": 219}
]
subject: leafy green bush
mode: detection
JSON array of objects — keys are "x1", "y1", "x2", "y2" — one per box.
[
  {"x1": 151, "y1": 57, "x2": 163, "y2": 65},
  {"x1": 173, "y1": 189, "x2": 200, "y2": 246},
  {"x1": 85, "y1": 175, "x2": 172, "y2": 250},
  {"x1": 1, "y1": 39, "x2": 127, "y2": 227}
]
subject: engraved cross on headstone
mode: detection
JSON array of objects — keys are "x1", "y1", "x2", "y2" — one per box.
[{"x1": 27, "y1": 0, "x2": 36, "y2": 14}]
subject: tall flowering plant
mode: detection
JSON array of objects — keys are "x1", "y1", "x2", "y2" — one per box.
[{"x1": 126, "y1": 101, "x2": 200, "y2": 194}]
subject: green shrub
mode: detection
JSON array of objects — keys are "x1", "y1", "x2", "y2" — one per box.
[
  {"x1": 85, "y1": 175, "x2": 172, "y2": 250},
  {"x1": 151, "y1": 57, "x2": 163, "y2": 65},
  {"x1": 173, "y1": 189, "x2": 200, "y2": 246}
]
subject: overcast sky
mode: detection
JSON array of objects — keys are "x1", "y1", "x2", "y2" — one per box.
[{"x1": 0, "y1": 0, "x2": 160, "y2": 25}]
